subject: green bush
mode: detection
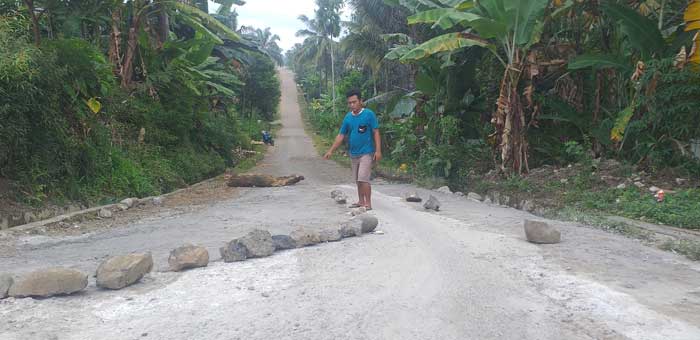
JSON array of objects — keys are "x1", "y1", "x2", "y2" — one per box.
[{"x1": 0, "y1": 19, "x2": 277, "y2": 206}]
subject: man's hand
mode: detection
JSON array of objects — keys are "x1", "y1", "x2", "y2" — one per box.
[
  {"x1": 374, "y1": 151, "x2": 382, "y2": 162},
  {"x1": 323, "y1": 151, "x2": 333, "y2": 160}
]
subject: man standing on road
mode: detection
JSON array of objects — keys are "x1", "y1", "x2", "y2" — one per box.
[{"x1": 324, "y1": 89, "x2": 382, "y2": 210}]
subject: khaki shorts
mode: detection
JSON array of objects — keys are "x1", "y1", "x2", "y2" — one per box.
[{"x1": 351, "y1": 153, "x2": 374, "y2": 183}]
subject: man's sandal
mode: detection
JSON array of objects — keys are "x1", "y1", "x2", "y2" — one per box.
[{"x1": 349, "y1": 203, "x2": 363, "y2": 208}]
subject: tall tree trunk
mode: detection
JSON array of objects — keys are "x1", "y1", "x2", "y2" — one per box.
[
  {"x1": 372, "y1": 70, "x2": 378, "y2": 97},
  {"x1": 494, "y1": 64, "x2": 528, "y2": 174},
  {"x1": 319, "y1": 66, "x2": 323, "y2": 97},
  {"x1": 23, "y1": 0, "x2": 41, "y2": 46},
  {"x1": 120, "y1": 3, "x2": 143, "y2": 89},
  {"x1": 157, "y1": 1, "x2": 169, "y2": 45},
  {"x1": 108, "y1": 8, "x2": 123, "y2": 77},
  {"x1": 330, "y1": 39, "x2": 337, "y2": 114}
]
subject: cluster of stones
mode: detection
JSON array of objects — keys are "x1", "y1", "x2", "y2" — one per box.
[
  {"x1": 0, "y1": 214, "x2": 379, "y2": 300},
  {"x1": 221, "y1": 214, "x2": 378, "y2": 262},
  {"x1": 403, "y1": 188, "x2": 562, "y2": 245}
]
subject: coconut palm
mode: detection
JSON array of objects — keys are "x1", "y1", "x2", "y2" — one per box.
[
  {"x1": 240, "y1": 26, "x2": 284, "y2": 65},
  {"x1": 296, "y1": 0, "x2": 343, "y2": 112}
]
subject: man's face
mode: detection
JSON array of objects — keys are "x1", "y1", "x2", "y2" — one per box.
[{"x1": 347, "y1": 95, "x2": 362, "y2": 113}]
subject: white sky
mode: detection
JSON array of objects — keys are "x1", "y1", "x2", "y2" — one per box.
[{"x1": 208, "y1": 0, "x2": 350, "y2": 52}]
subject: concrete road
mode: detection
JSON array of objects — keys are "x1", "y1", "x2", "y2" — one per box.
[{"x1": 1, "y1": 69, "x2": 700, "y2": 340}]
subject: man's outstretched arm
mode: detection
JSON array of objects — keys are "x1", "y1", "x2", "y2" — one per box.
[
  {"x1": 324, "y1": 134, "x2": 346, "y2": 159},
  {"x1": 373, "y1": 129, "x2": 382, "y2": 162}
]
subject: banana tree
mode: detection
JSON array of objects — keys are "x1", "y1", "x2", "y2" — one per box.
[
  {"x1": 688, "y1": 0, "x2": 700, "y2": 64},
  {"x1": 390, "y1": 0, "x2": 550, "y2": 174}
]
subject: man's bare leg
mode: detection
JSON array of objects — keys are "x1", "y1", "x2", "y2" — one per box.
[
  {"x1": 358, "y1": 182, "x2": 372, "y2": 209},
  {"x1": 365, "y1": 183, "x2": 372, "y2": 209},
  {"x1": 356, "y1": 182, "x2": 366, "y2": 206}
]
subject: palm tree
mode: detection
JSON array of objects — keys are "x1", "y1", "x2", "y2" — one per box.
[
  {"x1": 342, "y1": 21, "x2": 386, "y2": 96},
  {"x1": 296, "y1": 14, "x2": 332, "y2": 97},
  {"x1": 240, "y1": 26, "x2": 284, "y2": 65},
  {"x1": 345, "y1": 0, "x2": 414, "y2": 95},
  {"x1": 296, "y1": 0, "x2": 343, "y2": 112}
]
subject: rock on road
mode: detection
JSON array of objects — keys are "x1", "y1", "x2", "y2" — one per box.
[{"x1": 1, "y1": 69, "x2": 700, "y2": 340}]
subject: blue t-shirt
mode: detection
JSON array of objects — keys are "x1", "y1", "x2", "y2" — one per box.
[{"x1": 339, "y1": 108, "x2": 379, "y2": 157}]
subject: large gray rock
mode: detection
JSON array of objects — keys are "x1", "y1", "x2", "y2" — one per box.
[
  {"x1": 272, "y1": 235, "x2": 297, "y2": 250},
  {"x1": 239, "y1": 229, "x2": 275, "y2": 258},
  {"x1": 340, "y1": 219, "x2": 362, "y2": 238},
  {"x1": 467, "y1": 192, "x2": 483, "y2": 202},
  {"x1": 354, "y1": 215, "x2": 378, "y2": 233},
  {"x1": 220, "y1": 239, "x2": 248, "y2": 262},
  {"x1": 319, "y1": 228, "x2": 343, "y2": 242},
  {"x1": 9, "y1": 268, "x2": 87, "y2": 298},
  {"x1": 97, "y1": 253, "x2": 153, "y2": 290},
  {"x1": 524, "y1": 220, "x2": 561, "y2": 244},
  {"x1": 168, "y1": 244, "x2": 209, "y2": 272},
  {"x1": 290, "y1": 228, "x2": 321, "y2": 247},
  {"x1": 120, "y1": 198, "x2": 136, "y2": 209},
  {"x1": 423, "y1": 195, "x2": 440, "y2": 211},
  {"x1": 1, "y1": 273, "x2": 14, "y2": 299}
]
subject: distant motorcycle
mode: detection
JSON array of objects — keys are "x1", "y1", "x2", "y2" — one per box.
[{"x1": 261, "y1": 130, "x2": 274, "y2": 146}]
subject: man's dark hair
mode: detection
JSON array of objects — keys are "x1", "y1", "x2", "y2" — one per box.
[{"x1": 346, "y1": 89, "x2": 362, "y2": 100}]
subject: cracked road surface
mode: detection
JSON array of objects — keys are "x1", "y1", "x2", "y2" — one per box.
[{"x1": 1, "y1": 69, "x2": 700, "y2": 340}]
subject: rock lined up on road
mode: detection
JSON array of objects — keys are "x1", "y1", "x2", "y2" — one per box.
[
  {"x1": 120, "y1": 198, "x2": 136, "y2": 209},
  {"x1": 354, "y1": 214, "x2": 379, "y2": 233},
  {"x1": 340, "y1": 219, "x2": 363, "y2": 238},
  {"x1": 467, "y1": 192, "x2": 483, "y2": 202},
  {"x1": 331, "y1": 190, "x2": 347, "y2": 204},
  {"x1": 350, "y1": 207, "x2": 367, "y2": 216},
  {"x1": 220, "y1": 239, "x2": 248, "y2": 262},
  {"x1": 228, "y1": 174, "x2": 305, "y2": 187},
  {"x1": 9, "y1": 268, "x2": 87, "y2": 298},
  {"x1": 1, "y1": 273, "x2": 14, "y2": 299},
  {"x1": 331, "y1": 190, "x2": 344, "y2": 199},
  {"x1": 319, "y1": 228, "x2": 343, "y2": 242},
  {"x1": 272, "y1": 234, "x2": 297, "y2": 250},
  {"x1": 423, "y1": 195, "x2": 440, "y2": 211},
  {"x1": 405, "y1": 192, "x2": 422, "y2": 203},
  {"x1": 436, "y1": 186, "x2": 453, "y2": 194},
  {"x1": 152, "y1": 196, "x2": 164, "y2": 206},
  {"x1": 98, "y1": 208, "x2": 113, "y2": 219},
  {"x1": 239, "y1": 229, "x2": 275, "y2": 258},
  {"x1": 97, "y1": 253, "x2": 153, "y2": 290},
  {"x1": 168, "y1": 244, "x2": 209, "y2": 272},
  {"x1": 524, "y1": 220, "x2": 561, "y2": 244},
  {"x1": 290, "y1": 228, "x2": 321, "y2": 247},
  {"x1": 220, "y1": 229, "x2": 276, "y2": 262}
]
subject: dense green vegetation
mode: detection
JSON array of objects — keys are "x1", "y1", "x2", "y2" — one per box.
[
  {"x1": 290, "y1": 0, "x2": 700, "y2": 229},
  {"x1": 0, "y1": 1, "x2": 281, "y2": 205}
]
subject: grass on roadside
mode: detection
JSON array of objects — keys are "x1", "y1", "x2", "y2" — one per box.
[
  {"x1": 545, "y1": 206, "x2": 654, "y2": 241},
  {"x1": 660, "y1": 239, "x2": 700, "y2": 261},
  {"x1": 232, "y1": 143, "x2": 267, "y2": 173}
]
